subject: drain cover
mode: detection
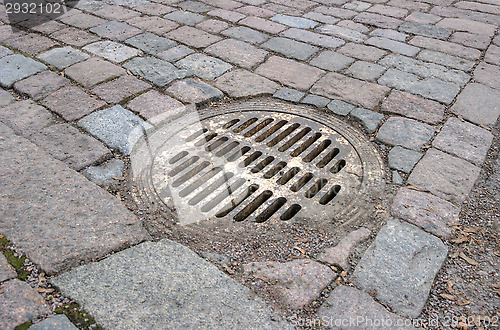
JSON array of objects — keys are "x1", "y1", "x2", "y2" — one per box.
[{"x1": 131, "y1": 99, "x2": 384, "y2": 227}]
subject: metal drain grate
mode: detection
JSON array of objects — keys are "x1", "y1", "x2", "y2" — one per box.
[{"x1": 132, "y1": 100, "x2": 384, "y2": 226}]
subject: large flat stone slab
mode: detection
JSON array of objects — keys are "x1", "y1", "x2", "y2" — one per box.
[
  {"x1": 353, "y1": 220, "x2": 448, "y2": 318},
  {"x1": 52, "y1": 239, "x2": 288, "y2": 329},
  {"x1": 0, "y1": 123, "x2": 150, "y2": 274}
]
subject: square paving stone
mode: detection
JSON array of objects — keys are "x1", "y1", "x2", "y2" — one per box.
[
  {"x1": 0, "y1": 100, "x2": 55, "y2": 137},
  {"x1": 196, "y1": 19, "x2": 230, "y2": 33},
  {"x1": 13, "y1": 71, "x2": 70, "y2": 101},
  {"x1": 345, "y1": 61, "x2": 386, "y2": 81},
  {"x1": 82, "y1": 158, "x2": 125, "y2": 186},
  {"x1": 381, "y1": 90, "x2": 445, "y2": 124},
  {"x1": 0, "y1": 55, "x2": 47, "y2": 88},
  {"x1": 83, "y1": 41, "x2": 141, "y2": 63},
  {"x1": 164, "y1": 10, "x2": 206, "y2": 26},
  {"x1": 221, "y1": 26, "x2": 270, "y2": 44},
  {"x1": 408, "y1": 148, "x2": 481, "y2": 203},
  {"x1": 327, "y1": 99, "x2": 355, "y2": 116},
  {"x1": 388, "y1": 146, "x2": 423, "y2": 173},
  {"x1": 94, "y1": 4, "x2": 142, "y2": 21},
  {"x1": 261, "y1": 37, "x2": 319, "y2": 61},
  {"x1": 350, "y1": 107, "x2": 384, "y2": 133},
  {"x1": 3, "y1": 33, "x2": 58, "y2": 55},
  {"x1": 59, "y1": 12, "x2": 108, "y2": 29},
  {"x1": 157, "y1": 45, "x2": 194, "y2": 62},
  {"x1": 353, "y1": 220, "x2": 447, "y2": 318},
  {"x1": 167, "y1": 26, "x2": 221, "y2": 48},
  {"x1": 42, "y1": 86, "x2": 106, "y2": 121},
  {"x1": 273, "y1": 87, "x2": 304, "y2": 102},
  {"x1": 30, "y1": 123, "x2": 111, "y2": 170},
  {"x1": 124, "y1": 57, "x2": 190, "y2": 87},
  {"x1": 215, "y1": 69, "x2": 279, "y2": 98},
  {"x1": 92, "y1": 75, "x2": 151, "y2": 104},
  {"x1": 50, "y1": 27, "x2": 100, "y2": 47},
  {"x1": 125, "y1": 33, "x2": 177, "y2": 55},
  {"x1": 376, "y1": 117, "x2": 434, "y2": 150},
  {"x1": 176, "y1": 53, "x2": 232, "y2": 80},
  {"x1": 78, "y1": 105, "x2": 152, "y2": 154},
  {"x1": 474, "y1": 62, "x2": 500, "y2": 91},
  {"x1": 126, "y1": 90, "x2": 184, "y2": 120},
  {"x1": 165, "y1": 78, "x2": 223, "y2": 104},
  {"x1": 433, "y1": 117, "x2": 493, "y2": 165},
  {"x1": 126, "y1": 16, "x2": 179, "y2": 35},
  {"x1": 301, "y1": 94, "x2": 330, "y2": 108},
  {"x1": 451, "y1": 83, "x2": 500, "y2": 127},
  {"x1": 256, "y1": 56, "x2": 324, "y2": 91},
  {"x1": 485, "y1": 45, "x2": 500, "y2": 66},
  {"x1": 65, "y1": 57, "x2": 126, "y2": 88},
  {"x1": 339, "y1": 42, "x2": 387, "y2": 61},
  {"x1": 205, "y1": 39, "x2": 268, "y2": 69},
  {"x1": 90, "y1": 21, "x2": 142, "y2": 41},
  {"x1": 37, "y1": 46, "x2": 90, "y2": 70}
]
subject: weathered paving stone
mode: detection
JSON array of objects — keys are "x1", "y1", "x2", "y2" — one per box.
[
  {"x1": 350, "y1": 107, "x2": 384, "y2": 133},
  {"x1": 345, "y1": 61, "x2": 386, "y2": 81},
  {"x1": 3, "y1": 33, "x2": 58, "y2": 56},
  {"x1": 337, "y1": 20, "x2": 370, "y2": 33},
  {"x1": 388, "y1": 146, "x2": 422, "y2": 173},
  {"x1": 281, "y1": 28, "x2": 345, "y2": 49},
  {"x1": 398, "y1": 21, "x2": 451, "y2": 40},
  {"x1": 238, "y1": 6, "x2": 276, "y2": 19},
  {"x1": 0, "y1": 253, "x2": 16, "y2": 282},
  {"x1": 42, "y1": 86, "x2": 106, "y2": 121},
  {"x1": 339, "y1": 43, "x2": 387, "y2": 61},
  {"x1": 343, "y1": 1, "x2": 372, "y2": 12},
  {"x1": 378, "y1": 69, "x2": 460, "y2": 104},
  {"x1": 370, "y1": 28, "x2": 408, "y2": 41},
  {"x1": 78, "y1": 105, "x2": 152, "y2": 154},
  {"x1": 126, "y1": 16, "x2": 179, "y2": 34},
  {"x1": 196, "y1": 19, "x2": 230, "y2": 33},
  {"x1": 367, "y1": 4, "x2": 408, "y2": 18},
  {"x1": 301, "y1": 94, "x2": 330, "y2": 108},
  {"x1": 310, "y1": 51, "x2": 354, "y2": 72},
  {"x1": 408, "y1": 148, "x2": 481, "y2": 203},
  {"x1": 376, "y1": 117, "x2": 434, "y2": 150},
  {"x1": 94, "y1": 4, "x2": 142, "y2": 21},
  {"x1": 316, "y1": 24, "x2": 367, "y2": 43},
  {"x1": 167, "y1": 26, "x2": 221, "y2": 48},
  {"x1": 0, "y1": 123, "x2": 150, "y2": 274},
  {"x1": 391, "y1": 187, "x2": 458, "y2": 238},
  {"x1": 451, "y1": 83, "x2": 500, "y2": 127},
  {"x1": 417, "y1": 50, "x2": 475, "y2": 71},
  {"x1": 0, "y1": 55, "x2": 47, "y2": 88},
  {"x1": 90, "y1": 21, "x2": 142, "y2": 41},
  {"x1": 166, "y1": 78, "x2": 223, "y2": 104},
  {"x1": 65, "y1": 58, "x2": 126, "y2": 88},
  {"x1": 262, "y1": 37, "x2": 319, "y2": 61},
  {"x1": 365, "y1": 37, "x2": 419, "y2": 56},
  {"x1": 82, "y1": 158, "x2": 125, "y2": 185},
  {"x1": 177, "y1": 0, "x2": 214, "y2": 13},
  {"x1": 243, "y1": 259, "x2": 335, "y2": 309},
  {"x1": 124, "y1": 57, "x2": 190, "y2": 87},
  {"x1": 317, "y1": 286, "x2": 415, "y2": 330},
  {"x1": 273, "y1": 87, "x2": 305, "y2": 102},
  {"x1": 485, "y1": 45, "x2": 500, "y2": 66},
  {"x1": 354, "y1": 12, "x2": 402, "y2": 29},
  {"x1": 125, "y1": 33, "x2": 177, "y2": 55},
  {"x1": 318, "y1": 228, "x2": 371, "y2": 270},
  {"x1": 474, "y1": 62, "x2": 500, "y2": 90},
  {"x1": 37, "y1": 46, "x2": 90, "y2": 70},
  {"x1": 83, "y1": 41, "x2": 141, "y2": 63},
  {"x1": 0, "y1": 46, "x2": 13, "y2": 58},
  {"x1": 257, "y1": 56, "x2": 324, "y2": 91},
  {"x1": 207, "y1": 9, "x2": 245, "y2": 23},
  {"x1": 215, "y1": 69, "x2": 279, "y2": 97},
  {"x1": 164, "y1": 10, "x2": 206, "y2": 26},
  {"x1": 0, "y1": 89, "x2": 14, "y2": 107},
  {"x1": 14, "y1": 71, "x2": 70, "y2": 101},
  {"x1": 381, "y1": 90, "x2": 445, "y2": 124},
  {"x1": 312, "y1": 72, "x2": 389, "y2": 109},
  {"x1": 0, "y1": 100, "x2": 55, "y2": 138},
  {"x1": 29, "y1": 123, "x2": 111, "y2": 171},
  {"x1": 29, "y1": 314, "x2": 78, "y2": 330},
  {"x1": 92, "y1": 75, "x2": 151, "y2": 104},
  {"x1": 353, "y1": 220, "x2": 448, "y2": 318},
  {"x1": 392, "y1": 170, "x2": 404, "y2": 185},
  {"x1": 59, "y1": 12, "x2": 107, "y2": 29},
  {"x1": 435, "y1": 17, "x2": 497, "y2": 37},
  {"x1": 157, "y1": 45, "x2": 194, "y2": 62},
  {"x1": 327, "y1": 99, "x2": 355, "y2": 116},
  {"x1": 51, "y1": 239, "x2": 287, "y2": 329},
  {"x1": 450, "y1": 32, "x2": 491, "y2": 50},
  {"x1": 176, "y1": 53, "x2": 232, "y2": 81},
  {"x1": 271, "y1": 14, "x2": 318, "y2": 28},
  {"x1": 126, "y1": 90, "x2": 184, "y2": 120},
  {"x1": 0, "y1": 279, "x2": 50, "y2": 329},
  {"x1": 206, "y1": 39, "x2": 268, "y2": 69},
  {"x1": 433, "y1": 117, "x2": 493, "y2": 165},
  {"x1": 221, "y1": 26, "x2": 270, "y2": 44},
  {"x1": 409, "y1": 36, "x2": 481, "y2": 61}
]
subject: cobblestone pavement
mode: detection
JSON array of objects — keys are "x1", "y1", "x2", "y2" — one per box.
[{"x1": 0, "y1": 0, "x2": 498, "y2": 328}]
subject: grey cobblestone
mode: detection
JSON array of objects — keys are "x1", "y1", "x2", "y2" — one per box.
[
  {"x1": 417, "y1": 50, "x2": 475, "y2": 71},
  {"x1": 435, "y1": 17, "x2": 497, "y2": 37},
  {"x1": 37, "y1": 46, "x2": 90, "y2": 70},
  {"x1": 206, "y1": 39, "x2": 267, "y2": 69},
  {"x1": 273, "y1": 87, "x2": 305, "y2": 102},
  {"x1": 157, "y1": 45, "x2": 194, "y2": 62},
  {"x1": 376, "y1": 116, "x2": 434, "y2": 150},
  {"x1": 398, "y1": 21, "x2": 451, "y2": 40},
  {"x1": 221, "y1": 26, "x2": 269, "y2": 44},
  {"x1": 281, "y1": 28, "x2": 345, "y2": 49},
  {"x1": 215, "y1": 69, "x2": 279, "y2": 97},
  {"x1": 370, "y1": 28, "x2": 408, "y2": 41},
  {"x1": 164, "y1": 10, "x2": 206, "y2": 26},
  {"x1": 365, "y1": 36, "x2": 419, "y2": 56},
  {"x1": 350, "y1": 107, "x2": 384, "y2": 132},
  {"x1": 327, "y1": 99, "x2": 355, "y2": 116},
  {"x1": 176, "y1": 53, "x2": 232, "y2": 80},
  {"x1": 90, "y1": 21, "x2": 142, "y2": 41},
  {"x1": 339, "y1": 43, "x2": 387, "y2": 61},
  {"x1": 125, "y1": 33, "x2": 177, "y2": 55},
  {"x1": 166, "y1": 78, "x2": 224, "y2": 104},
  {"x1": 345, "y1": 61, "x2": 386, "y2": 81},
  {"x1": 450, "y1": 32, "x2": 491, "y2": 50},
  {"x1": 367, "y1": 4, "x2": 408, "y2": 18},
  {"x1": 451, "y1": 83, "x2": 500, "y2": 126},
  {"x1": 301, "y1": 94, "x2": 330, "y2": 108},
  {"x1": 474, "y1": 62, "x2": 500, "y2": 91},
  {"x1": 388, "y1": 146, "x2": 423, "y2": 173},
  {"x1": 271, "y1": 14, "x2": 318, "y2": 28},
  {"x1": 354, "y1": 12, "x2": 403, "y2": 28},
  {"x1": 124, "y1": 56, "x2": 190, "y2": 86},
  {"x1": 0, "y1": 55, "x2": 47, "y2": 88},
  {"x1": 310, "y1": 51, "x2": 355, "y2": 71},
  {"x1": 409, "y1": 36, "x2": 481, "y2": 61},
  {"x1": 485, "y1": 45, "x2": 500, "y2": 66},
  {"x1": 315, "y1": 24, "x2": 367, "y2": 43},
  {"x1": 262, "y1": 37, "x2": 319, "y2": 61},
  {"x1": 83, "y1": 41, "x2": 141, "y2": 63}
]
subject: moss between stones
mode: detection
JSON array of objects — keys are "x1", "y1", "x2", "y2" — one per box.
[
  {"x1": 0, "y1": 235, "x2": 30, "y2": 280},
  {"x1": 54, "y1": 303, "x2": 104, "y2": 330}
]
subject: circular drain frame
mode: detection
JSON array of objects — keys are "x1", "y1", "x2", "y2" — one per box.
[{"x1": 131, "y1": 99, "x2": 384, "y2": 227}]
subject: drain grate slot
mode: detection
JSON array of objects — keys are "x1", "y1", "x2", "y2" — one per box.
[
  {"x1": 227, "y1": 146, "x2": 251, "y2": 162},
  {"x1": 240, "y1": 151, "x2": 262, "y2": 167},
  {"x1": 216, "y1": 141, "x2": 239, "y2": 157},
  {"x1": 244, "y1": 118, "x2": 274, "y2": 137},
  {"x1": 223, "y1": 119, "x2": 240, "y2": 129},
  {"x1": 189, "y1": 172, "x2": 234, "y2": 205},
  {"x1": 290, "y1": 173, "x2": 314, "y2": 192},
  {"x1": 186, "y1": 128, "x2": 208, "y2": 142},
  {"x1": 216, "y1": 184, "x2": 259, "y2": 218},
  {"x1": 330, "y1": 159, "x2": 346, "y2": 173},
  {"x1": 194, "y1": 133, "x2": 217, "y2": 147},
  {"x1": 278, "y1": 127, "x2": 312, "y2": 152},
  {"x1": 206, "y1": 137, "x2": 229, "y2": 151},
  {"x1": 267, "y1": 123, "x2": 300, "y2": 147},
  {"x1": 263, "y1": 161, "x2": 287, "y2": 179},
  {"x1": 319, "y1": 185, "x2": 341, "y2": 205},
  {"x1": 201, "y1": 178, "x2": 247, "y2": 212},
  {"x1": 172, "y1": 161, "x2": 210, "y2": 188},
  {"x1": 179, "y1": 167, "x2": 222, "y2": 197},
  {"x1": 255, "y1": 197, "x2": 287, "y2": 223},
  {"x1": 168, "y1": 156, "x2": 199, "y2": 177},
  {"x1": 255, "y1": 120, "x2": 287, "y2": 142},
  {"x1": 234, "y1": 118, "x2": 258, "y2": 133},
  {"x1": 304, "y1": 140, "x2": 332, "y2": 163},
  {"x1": 169, "y1": 151, "x2": 188, "y2": 164},
  {"x1": 251, "y1": 156, "x2": 275, "y2": 173},
  {"x1": 305, "y1": 179, "x2": 328, "y2": 198},
  {"x1": 277, "y1": 167, "x2": 300, "y2": 185},
  {"x1": 280, "y1": 204, "x2": 302, "y2": 221},
  {"x1": 291, "y1": 133, "x2": 321, "y2": 157},
  {"x1": 317, "y1": 148, "x2": 339, "y2": 168},
  {"x1": 234, "y1": 190, "x2": 273, "y2": 222}
]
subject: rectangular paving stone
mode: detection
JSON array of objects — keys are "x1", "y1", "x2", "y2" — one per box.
[
  {"x1": 417, "y1": 50, "x2": 475, "y2": 71},
  {"x1": 353, "y1": 220, "x2": 447, "y2": 318},
  {"x1": 51, "y1": 239, "x2": 286, "y2": 329},
  {"x1": 29, "y1": 314, "x2": 77, "y2": 330},
  {"x1": 409, "y1": 36, "x2": 481, "y2": 61},
  {"x1": 310, "y1": 51, "x2": 355, "y2": 72},
  {"x1": 436, "y1": 17, "x2": 497, "y2": 37},
  {"x1": 83, "y1": 41, "x2": 141, "y2": 63},
  {"x1": 315, "y1": 24, "x2": 367, "y2": 43},
  {"x1": 450, "y1": 32, "x2": 491, "y2": 50},
  {"x1": 165, "y1": 78, "x2": 223, "y2": 104},
  {"x1": 41, "y1": 86, "x2": 106, "y2": 121},
  {"x1": 0, "y1": 124, "x2": 150, "y2": 275},
  {"x1": 215, "y1": 69, "x2": 279, "y2": 97},
  {"x1": 256, "y1": 56, "x2": 324, "y2": 91},
  {"x1": 405, "y1": 11, "x2": 441, "y2": 24},
  {"x1": 90, "y1": 21, "x2": 142, "y2": 41},
  {"x1": 337, "y1": 20, "x2": 370, "y2": 33},
  {"x1": 271, "y1": 14, "x2": 318, "y2": 28},
  {"x1": 315, "y1": 6, "x2": 357, "y2": 19},
  {"x1": 0, "y1": 100, "x2": 55, "y2": 138},
  {"x1": 398, "y1": 21, "x2": 451, "y2": 40},
  {"x1": 206, "y1": 39, "x2": 268, "y2": 69},
  {"x1": 65, "y1": 57, "x2": 126, "y2": 88},
  {"x1": 134, "y1": 2, "x2": 174, "y2": 15},
  {"x1": 339, "y1": 42, "x2": 387, "y2": 61},
  {"x1": 126, "y1": 16, "x2": 179, "y2": 34},
  {"x1": 354, "y1": 12, "x2": 403, "y2": 28},
  {"x1": 485, "y1": 45, "x2": 500, "y2": 66},
  {"x1": 92, "y1": 75, "x2": 151, "y2": 104},
  {"x1": 273, "y1": 87, "x2": 305, "y2": 102},
  {"x1": 281, "y1": 28, "x2": 345, "y2": 49},
  {"x1": 164, "y1": 10, "x2": 206, "y2": 25},
  {"x1": 451, "y1": 83, "x2": 500, "y2": 126},
  {"x1": 221, "y1": 26, "x2": 269, "y2": 44},
  {"x1": 433, "y1": 117, "x2": 493, "y2": 165},
  {"x1": 196, "y1": 19, "x2": 230, "y2": 33},
  {"x1": 177, "y1": 0, "x2": 214, "y2": 12},
  {"x1": 388, "y1": 145, "x2": 422, "y2": 173},
  {"x1": 303, "y1": 12, "x2": 340, "y2": 24},
  {"x1": 237, "y1": 5, "x2": 276, "y2": 18},
  {"x1": 126, "y1": 90, "x2": 184, "y2": 120},
  {"x1": 240, "y1": 16, "x2": 287, "y2": 34},
  {"x1": 167, "y1": 26, "x2": 221, "y2": 48},
  {"x1": 29, "y1": 123, "x2": 111, "y2": 170},
  {"x1": 381, "y1": 90, "x2": 445, "y2": 124},
  {"x1": 50, "y1": 27, "x2": 100, "y2": 47},
  {"x1": 207, "y1": 9, "x2": 246, "y2": 22},
  {"x1": 37, "y1": 46, "x2": 90, "y2": 70},
  {"x1": 345, "y1": 61, "x2": 386, "y2": 81},
  {"x1": 59, "y1": 12, "x2": 108, "y2": 28},
  {"x1": 0, "y1": 89, "x2": 14, "y2": 107},
  {"x1": 474, "y1": 62, "x2": 500, "y2": 90},
  {"x1": 301, "y1": 94, "x2": 330, "y2": 108},
  {"x1": 327, "y1": 99, "x2": 355, "y2": 116},
  {"x1": 368, "y1": 4, "x2": 408, "y2": 18},
  {"x1": 261, "y1": 37, "x2": 319, "y2": 61},
  {"x1": 176, "y1": 53, "x2": 232, "y2": 80},
  {"x1": 365, "y1": 36, "x2": 419, "y2": 56},
  {"x1": 376, "y1": 116, "x2": 434, "y2": 150},
  {"x1": 0, "y1": 55, "x2": 47, "y2": 88},
  {"x1": 311, "y1": 72, "x2": 389, "y2": 109},
  {"x1": 13, "y1": 71, "x2": 70, "y2": 101},
  {"x1": 94, "y1": 4, "x2": 141, "y2": 21},
  {"x1": 125, "y1": 32, "x2": 177, "y2": 55},
  {"x1": 124, "y1": 56, "x2": 191, "y2": 87},
  {"x1": 4, "y1": 33, "x2": 58, "y2": 56},
  {"x1": 157, "y1": 45, "x2": 195, "y2": 62}
]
